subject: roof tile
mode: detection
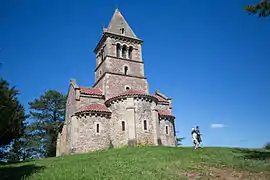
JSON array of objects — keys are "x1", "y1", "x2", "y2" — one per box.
[
  {"x1": 158, "y1": 110, "x2": 174, "y2": 117},
  {"x1": 79, "y1": 104, "x2": 111, "y2": 113},
  {"x1": 80, "y1": 87, "x2": 103, "y2": 96}
]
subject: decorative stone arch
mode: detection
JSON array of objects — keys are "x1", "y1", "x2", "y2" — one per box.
[
  {"x1": 120, "y1": 28, "x2": 125, "y2": 35},
  {"x1": 116, "y1": 43, "x2": 121, "y2": 58},
  {"x1": 165, "y1": 125, "x2": 169, "y2": 135},
  {"x1": 123, "y1": 64, "x2": 130, "y2": 75},
  {"x1": 122, "y1": 44, "x2": 128, "y2": 59},
  {"x1": 128, "y1": 46, "x2": 133, "y2": 59},
  {"x1": 121, "y1": 120, "x2": 126, "y2": 131},
  {"x1": 94, "y1": 122, "x2": 101, "y2": 135},
  {"x1": 143, "y1": 119, "x2": 148, "y2": 131}
]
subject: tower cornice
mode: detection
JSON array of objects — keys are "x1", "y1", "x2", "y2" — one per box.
[{"x1": 94, "y1": 32, "x2": 143, "y2": 54}]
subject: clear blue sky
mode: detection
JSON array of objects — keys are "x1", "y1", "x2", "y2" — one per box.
[{"x1": 1, "y1": 0, "x2": 269, "y2": 148}]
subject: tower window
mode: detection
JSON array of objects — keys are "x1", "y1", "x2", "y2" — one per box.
[
  {"x1": 124, "y1": 66, "x2": 128, "y2": 75},
  {"x1": 96, "y1": 123, "x2": 100, "y2": 133},
  {"x1": 122, "y1": 121, "x2": 125, "y2": 131},
  {"x1": 122, "y1": 45, "x2": 127, "y2": 59},
  {"x1": 116, "y1": 43, "x2": 121, "y2": 58},
  {"x1": 120, "y1": 28, "x2": 125, "y2": 34},
  {"x1": 166, "y1": 126, "x2": 168, "y2": 134},
  {"x1": 143, "y1": 120, "x2": 147, "y2": 130},
  {"x1": 125, "y1": 86, "x2": 130, "y2": 90},
  {"x1": 128, "y1": 47, "x2": 133, "y2": 59}
]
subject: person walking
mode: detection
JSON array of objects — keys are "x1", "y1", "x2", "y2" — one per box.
[
  {"x1": 195, "y1": 126, "x2": 202, "y2": 148},
  {"x1": 191, "y1": 128, "x2": 198, "y2": 149}
]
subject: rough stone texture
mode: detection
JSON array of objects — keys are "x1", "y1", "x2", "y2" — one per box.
[
  {"x1": 108, "y1": 99, "x2": 129, "y2": 147},
  {"x1": 105, "y1": 74, "x2": 149, "y2": 99},
  {"x1": 72, "y1": 114, "x2": 110, "y2": 153},
  {"x1": 159, "y1": 118, "x2": 176, "y2": 146},
  {"x1": 77, "y1": 96, "x2": 104, "y2": 110},
  {"x1": 56, "y1": 8, "x2": 176, "y2": 156},
  {"x1": 134, "y1": 98, "x2": 155, "y2": 145}
]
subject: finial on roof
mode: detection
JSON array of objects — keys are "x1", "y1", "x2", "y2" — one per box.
[{"x1": 116, "y1": 4, "x2": 118, "y2": 10}]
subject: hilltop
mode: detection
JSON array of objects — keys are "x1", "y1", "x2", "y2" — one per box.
[{"x1": 0, "y1": 147, "x2": 270, "y2": 180}]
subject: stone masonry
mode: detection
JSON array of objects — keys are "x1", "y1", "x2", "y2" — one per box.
[{"x1": 56, "y1": 8, "x2": 176, "y2": 156}]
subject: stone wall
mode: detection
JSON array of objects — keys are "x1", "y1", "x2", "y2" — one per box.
[
  {"x1": 107, "y1": 56, "x2": 144, "y2": 77},
  {"x1": 156, "y1": 103, "x2": 170, "y2": 111},
  {"x1": 159, "y1": 118, "x2": 176, "y2": 147},
  {"x1": 59, "y1": 124, "x2": 68, "y2": 155},
  {"x1": 77, "y1": 95, "x2": 105, "y2": 110},
  {"x1": 72, "y1": 114, "x2": 111, "y2": 153},
  {"x1": 105, "y1": 74, "x2": 149, "y2": 99},
  {"x1": 107, "y1": 37, "x2": 142, "y2": 62},
  {"x1": 134, "y1": 98, "x2": 156, "y2": 145},
  {"x1": 108, "y1": 98, "x2": 129, "y2": 148}
]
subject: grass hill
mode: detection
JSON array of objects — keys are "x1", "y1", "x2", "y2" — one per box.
[{"x1": 0, "y1": 146, "x2": 270, "y2": 180}]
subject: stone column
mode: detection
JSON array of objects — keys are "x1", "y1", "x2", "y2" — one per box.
[
  {"x1": 125, "y1": 97, "x2": 136, "y2": 145},
  {"x1": 151, "y1": 103, "x2": 159, "y2": 145}
]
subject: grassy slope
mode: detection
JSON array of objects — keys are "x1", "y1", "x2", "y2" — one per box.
[{"x1": 0, "y1": 147, "x2": 270, "y2": 180}]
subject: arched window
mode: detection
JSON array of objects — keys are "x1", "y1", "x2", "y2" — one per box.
[
  {"x1": 122, "y1": 121, "x2": 125, "y2": 131},
  {"x1": 96, "y1": 124, "x2": 100, "y2": 133},
  {"x1": 143, "y1": 120, "x2": 147, "y2": 130},
  {"x1": 116, "y1": 44, "x2": 121, "y2": 58},
  {"x1": 124, "y1": 66, "x2": 128, "y2": 75},
  {"x1": 166, "y1": 126, "x2": 168, "y2": 134},
  {"x1": 122, "y1": 45, "x2": 127, "y2": 59},
  {"x1": 120, "y1": 28, "x2": 125, "y2": 34},
  {"x1": 128, "y1": 46, "x2": 133, "y2": 59}
]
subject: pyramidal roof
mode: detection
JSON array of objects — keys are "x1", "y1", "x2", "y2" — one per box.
[{"x1": 106, "y1": 8, "x2": 137, "y2": 38}]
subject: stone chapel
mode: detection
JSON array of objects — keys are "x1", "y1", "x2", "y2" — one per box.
[{"x1": 56, "y1": 8, "x2": 176, "y2": 156}]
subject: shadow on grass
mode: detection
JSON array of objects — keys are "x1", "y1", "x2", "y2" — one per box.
[
  {"x1": 235, "y1": 148, "x2": 270, "y2": 161},
  {"x1": 0, "y1": 164, "x2": 44, "y2": 180}
]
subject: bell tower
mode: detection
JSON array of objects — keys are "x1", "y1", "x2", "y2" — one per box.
[{"x1": 93, "y1": 8, "x2": 149, "y2": 99}]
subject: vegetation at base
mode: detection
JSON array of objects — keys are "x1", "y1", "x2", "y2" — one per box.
[
  {"x1": 245, "y1": 0, "x2": 270, "y2": 18},
  {"x1": 27, "y1": 90, "x2": 66, "y2": 158},
  {"x1": 264, "y1": 142, "x2": 270, "y2": 150},
  {"x1": 0, "y1": 77, "x2": 66, "y2": 162},
  {"x1": 0, "y1": 146, "x2": 269, "y2": 180}
]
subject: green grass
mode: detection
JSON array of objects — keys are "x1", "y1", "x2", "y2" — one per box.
[{"x1": 1, "y1": 146, "x2": 270, "y2": 180}]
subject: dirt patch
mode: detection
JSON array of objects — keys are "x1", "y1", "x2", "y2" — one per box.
[{"x1": 184, "y1": 165, "x2": 270, "y2": 180}]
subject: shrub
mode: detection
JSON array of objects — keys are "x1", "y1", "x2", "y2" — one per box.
[{"x1": 264, "y1": 142, "x2": 270, "y2": 150}]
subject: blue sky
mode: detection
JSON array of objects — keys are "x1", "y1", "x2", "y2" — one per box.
[{"x1": 1, "y1": 0, "x2": 269, "y2": 148}]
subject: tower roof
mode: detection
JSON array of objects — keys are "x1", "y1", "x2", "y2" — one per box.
[{"x1": 106, "y1": 8, "x2": 137, "y2": 38}]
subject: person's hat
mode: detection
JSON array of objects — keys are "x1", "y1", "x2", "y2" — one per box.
[{"x1": 192, "y1": 128, "x2": 195, "y2": 131}]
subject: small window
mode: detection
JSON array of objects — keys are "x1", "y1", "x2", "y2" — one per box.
[
  {"x1": 166, "y1": 126, "x2": 168, "y2": 134},
  {"x1": 122, "y1": 121, "x2": 125, "y2": 131},
  {"x1": 143, "y1": 120, "x2": 147, "y2": 130},
  {"x1": 96, "y1": 124, "x2": 100, "y2": 133},
  {"x1": 120, "y1": 28, "x2": 125, "y2": 34},
  {"x1": 116, "y1": 44, "x2": 121, "y2": 58},
  {"x1": 122, "y1": 45, "x2": 127, "y2": 59},
  {"x1": 124, "y1": 66, "x2": 128, "y2": 75},
  {"x1": 125, "y1": 86, "x2": 130, "y2": 90},
  {"x1": 99, "y1": 70, "x2": 102, "y2": 75},
  {"x1": 128, "y1": 47, "x2": 133, "y2": 59}
]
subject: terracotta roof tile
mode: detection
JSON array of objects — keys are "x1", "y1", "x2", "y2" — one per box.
[
  {"x1": 80, "y1": 87, "x2": 103, "y2": 96},
  {"x1": 78, "y1": 104, "x2": 111, "y2": 113},
  {"x1": 155, "y1": 95, "x2": 168, "y2": 102},
  {"x1": 105, "y1": 90, "x2": 158, "y2": 105},
  {"x1": 158, "y1": 110, "x2": 174, "y2": 117},
  {"x1": 120, "y1": 90, "x2": 148, "y2": 96}
]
